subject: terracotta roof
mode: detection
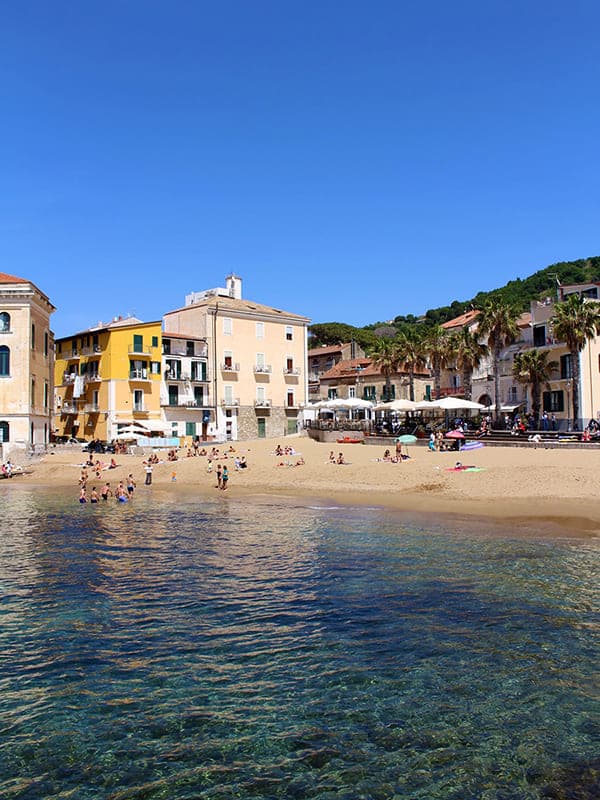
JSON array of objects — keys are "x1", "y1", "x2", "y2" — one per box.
[
  {"x1": 0, "y1": 272, "x2": 28, "y2": 284},
  {"x1": 321, "y1": 357, "x2": 428, "y2": 381},
  {"x1": 308, "y1": 344, "x2": 349, "y2": 357},
  {"x1": 441, "y1": 309, "x2": 480, "y2": 330},
  {"x1": 165, "y1": 294, "x2": 310, "y2": 323}
]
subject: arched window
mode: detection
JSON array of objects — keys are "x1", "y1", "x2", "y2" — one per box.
[
  {"x1": 0, "y1": 421, "x2": 9, "y2": 442},
  {"x1": 0, "y1": 346, "x2": 9, "y2": 376},
  {"x1": 0, "y1": 312, "x2": 10, "y2": 332}
]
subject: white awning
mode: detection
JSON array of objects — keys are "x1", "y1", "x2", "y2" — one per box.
[{"x1": 140, "y1": 420, "x2": 169, "y2": 432}]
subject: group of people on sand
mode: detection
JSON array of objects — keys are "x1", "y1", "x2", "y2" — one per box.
[
  {"x1": 274, "y1": 444, "x2": 297, "y2": 457},
  {"x1": 79, "y1": 474, "x2": 137, "y2": 504},
  {"x1": 328, "y1": 450, "x2": 348, "y2": 465},
  {"x1": 1, "y1": 460, "x2": 14, "y2": 478}
]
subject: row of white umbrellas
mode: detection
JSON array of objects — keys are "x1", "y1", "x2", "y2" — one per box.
[{"x1": 310, "y1": 397, "x2": 485, "y2": 413}]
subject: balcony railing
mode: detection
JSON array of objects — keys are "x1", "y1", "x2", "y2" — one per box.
[
  {"x1": 221, "y1": 362, "x2": 240, "y2": 372},
  {"x1": 284, "y1": 367, "x2": 300, "y2": 375},
  {"x1": 255, "y1": 398, "x2": 272, "y2": 407},
  {"x1": 220, "y1": 398, "x2": 240, "y2": 406},
  {"x1": 254, "y1": 364, "x2": 272, "y2": 374},
  {"x1": 161, "y1": 399, "x2": 206, "y2": 408},
  {"x1": 61, "y1": 403, "x2": 78, "y2": 414},
  {"x1": 128, "y1": 343, "x2": 155, "y2": 356},
  {"x1": 66, "y1": 349, "x2": 80, "y2": 359},
  {"x1": 190, "y1": 372, "x2": 209, "y2": 382},
  {"x1": 80, "y1": 344, "x2": 102, "y2": 356},
  {"x1": 132, "y1": 405, "x2": 148, "y2": 414},
  {"x1": 62, "y1": 373, "x2": 77, "y2": 385},
  {"x1": 84, "y1": 403, "x2": 100, "y2": 413},
  {"x1": 129, "y1": 369, "x2": 149, "y2": 380},
  {"x1": 164, "y1": 371, "x2": 189, "y2": 381},
  {"x1": 162, "y1": 343, "x2": 208, "y2": 358},
  {"x1": 84, "y1": 373, "x2": 102, "y2": 383}
]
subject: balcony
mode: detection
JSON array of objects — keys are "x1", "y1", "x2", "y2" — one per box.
[
  {"x1": 84, "y1": 403, "x2": 100, "y2": 413},
  {"x1": 128, "y1": 343, "x2": 156, "y2": 357},
  {"x1": 66, "y1": 349, "x2": 80, "y2": 360},
  {"x1": 62, "y1": 373, "x2": 77, "y2": 385},
  {"x1": 220, "y1": 398, "x2": 240, "y2": 406},
  {"x1": 132, "y1": 405, "x2": 149, "y2": 414},
  {"x1": 190, "y1": 372, "x2": 209, "y2": 383},
  {"x1": 129, "y1": 369, "x2": 150, "y2": 381},
  {"x1": 284, "y1": 367, "x2": 300, "y2": 375},
  {"x1": 80, "y1": 344, "x2": 102, "y2": 356},
  {"x1": 221, "y1": 362, "x2": 240, "y2": 372},
  {"x1": 61, "y1": 403, "x2": 78, "y2": 414},
  {"x1": 162, "y1": 343, "x2": 208, "y2": 358},
  {"x1": 85, "y1": 373, "x2": 102, "y2": 384},
  {"x1": 164, "y1": 371, "x2": 189, "y2": 382},
  {"x1": 255, "y1": 398, "x2": 272, "y2": 407},
  {"x1": 254, "y1": 364, "x2": 272, "y2": 374}
]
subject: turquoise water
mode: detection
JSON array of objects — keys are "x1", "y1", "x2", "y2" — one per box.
[{"x1": 0, "y1": 488, "x2": 598, "y2": 800}]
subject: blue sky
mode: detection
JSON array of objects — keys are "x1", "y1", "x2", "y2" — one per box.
[{"x1": 2, "y1": 1, "x2": 599, "y2": 337}]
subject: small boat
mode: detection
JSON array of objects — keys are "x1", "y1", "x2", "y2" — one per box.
[{"x1": 336, "y1": 437, "x2": 363, "y2": 444}]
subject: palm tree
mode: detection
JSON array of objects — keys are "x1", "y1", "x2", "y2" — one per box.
[
  {"x1": 452, "y1": 325, "x2": 489, "y2": 401},
  {"x1": 368, "y1": 338, "x2": 401, "y2": 402},
  {"x1": 477, "y1": 300, "x2": 520, "y2": 426},
  {"x1": 395, "y1": 330, "x2": 427, "y2": 401},
  {"x1": 423, "y1": 325, "x2": 453, "y2": 400},
  {"x1": 512, "y1": 349, "x2": 558, "y2": 425},
  {"x1": 552, "y1": 293, "x2": 600, "y2": 429}
]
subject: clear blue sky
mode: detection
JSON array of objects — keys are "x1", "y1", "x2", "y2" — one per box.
[{"x1": 2, "y1": 1, "x2": 599, "y2": 337}]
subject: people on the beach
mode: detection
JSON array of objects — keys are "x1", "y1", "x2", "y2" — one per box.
[
  {"x1": 126, "y1": 473, "x2": 136, "y2": 495},
  {"x1": 216, "y1": 464, "x2": 222, "y2": 489},
  {"x1": 90, "y1": 487, "x2": 99, "y2": 503},
  {"x1": 144, "y1": 463, "x2": 153, "y2": 485},
  {"x1": 221, "y1": 465, "x2": 228, "y2": 490},
  {"x1": 337, "y1": 452, "x2": 346, "y2": 465},
  {"x1": 101, "y1": 482, "x2": 112, "y2": 500},
  {"x1": 79, "y1": 487, "x2": 87, "y2": 503}
]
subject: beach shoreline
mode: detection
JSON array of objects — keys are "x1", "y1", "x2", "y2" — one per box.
[{"x1": 9, "y1": 435, "x2": 600, "y2": 538}]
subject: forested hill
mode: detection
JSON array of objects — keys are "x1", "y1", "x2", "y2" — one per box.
[{"x1": 308, "y1": 256, "x2": 600, "y2": 349}]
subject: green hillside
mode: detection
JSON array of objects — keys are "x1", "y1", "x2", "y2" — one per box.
[{"x1": 309, "y1": 256, "x2": 600, "y2": 348}]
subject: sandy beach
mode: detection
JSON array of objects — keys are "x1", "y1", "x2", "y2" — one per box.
[{"x1": 9, "y1": 435, "x2": 600, "y2": 537}]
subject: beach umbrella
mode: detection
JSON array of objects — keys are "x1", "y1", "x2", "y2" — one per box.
[
  {"x1": 431, "y1": 397, "x2": 485, "y2": 411},
  {"x1": 460, "y1": 441, "x2": 484, "y2": 451},
  {"x1": 395, "y1": 433, "x2": 418, "y2": 456},
  {"x1": 445, "y1": 430, "x2": 466, "y2": 439}
]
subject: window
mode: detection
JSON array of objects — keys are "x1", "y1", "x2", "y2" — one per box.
[
  {"x1": 256, "y1": 352, "x2": 265, "y2": 369},
  {"x1": 256, "y1": 386, "x2": 266, "y2": 403},
  {"x1": 0, "y1": 346, "x2": 9, "y2": 376},
  {"x1": 223, "y1": 350, "x2": 233, "y2": 368},
  {"x1": 133, "y1": 334, "x2": 143, "y2": 352},
  {"x1": 194, "y1": 386, "x2": 204, "y2": 406},
  {"x1": 543, "y1": 390, "x2": 564, "y2": 412},
  {"x1": 31, "y1": 323, "x2": 35, "y2": 349},
  {"x1": 363, "y1": 385, "x2": 376, "y2": 402},
  {"x1": 508, "y1": 386, "x2": 518, "y2": 403},
  {"x1": 224, "y1": 384, "x2": 234, "y2": 404},
  {"x1": 349, "y1": 386, "x2": 356, "y2": 398},
  {"x1": 185, "y1": 422, "x2": 196, "y2": 437},
  {"x1": 192, "y1": 361, "x2": 207, "y2": 381},
  {"x1": 328, "y1": 388, "x2": 338, "y2": 400},
  {"x1": 0, "y1": 421, "x2": 9, "y2": 442},
  {"x1": 92, "y1": 390, "x2": 99, "y2": 407},
  {"x1": 163, "y1": 338, "x2": 171, "y2": 355},
  {"x1": 168, "y1": 385, "x2": 179, "y2": 405},
  {"x1": 223, "y1": 317, "x2": 232, "y2": 335},
  {"x1": 286, "y1": 390, "x2": 295, "y2": 406},
  {"x1": 0, "y1": 313, "x2": 10, "y2": 332},
  {"x1": 382, "y1": 384, "x2": 396, "y2": 402},
  {"x1": 286, "y1": 357, "x2": 294, "y2": 372},
  {"x1": 44, "y1": 331, "x2": 49, "y2": 357},
  {"x1": 561, "y1": 354, "x2": 573, "y2": 380},
  {"x1": 150, "y1": 361, "x2": 161, "y2": 374},
  {"x1": 533, "y1": 326, "x2": 546, "y2": 347},
  {"x1": 44, "y1": 382, "x2": 49, "y2": 409},
  {"x1": 133, "y1": 390, "x2": 144, "y2": 411},
  {"x1": 285, "y1": 326, "x2": 293, "y2": 341},
  {"x1": 186, "y1": 340, "x2": 194, "y2": 356},
  {"x1": 152, "y1": 336, "x2": 159, "y2": 348},
  {"x1": 256, "y1": 322, "x2": 264, "y2": 339},
  {"x1": 166, "y1": 359, "x2": 181, "y2": 378}
]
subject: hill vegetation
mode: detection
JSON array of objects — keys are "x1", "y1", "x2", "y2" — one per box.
[{"x1": 308, "y1": 256, "x2": 600, "y2": 348}]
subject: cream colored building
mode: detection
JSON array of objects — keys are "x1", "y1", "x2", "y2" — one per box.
[
  {"x1": 0, "y1": 272, "x2": 55, "y2": 457},
  {"x1": 164, "y1": 275, "x2": 310, "y2": 440}
]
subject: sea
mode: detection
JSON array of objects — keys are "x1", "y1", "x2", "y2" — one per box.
[{"x1": 0, "y1": 486, "x2": 598, "y2": 800}]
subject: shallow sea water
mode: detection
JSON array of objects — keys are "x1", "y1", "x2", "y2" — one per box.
[{"x1": 0, "y1": 486, "x2": 598, "y2": 800}]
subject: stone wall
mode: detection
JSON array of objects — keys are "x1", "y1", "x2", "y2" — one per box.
[{"x1": 237, "y1": 405, "x2": 297, "y2": 440}]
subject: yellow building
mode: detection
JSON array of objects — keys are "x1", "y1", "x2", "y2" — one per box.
[
  {"x1": 0, "y1": 272, "x2": 55, "y2": 458},
  {"x1": 164, "y1": 275, "x2": 310, "y2": 440},
  {"x1": 54, "y1": 317, "x2": 163, "y2": 442}
]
